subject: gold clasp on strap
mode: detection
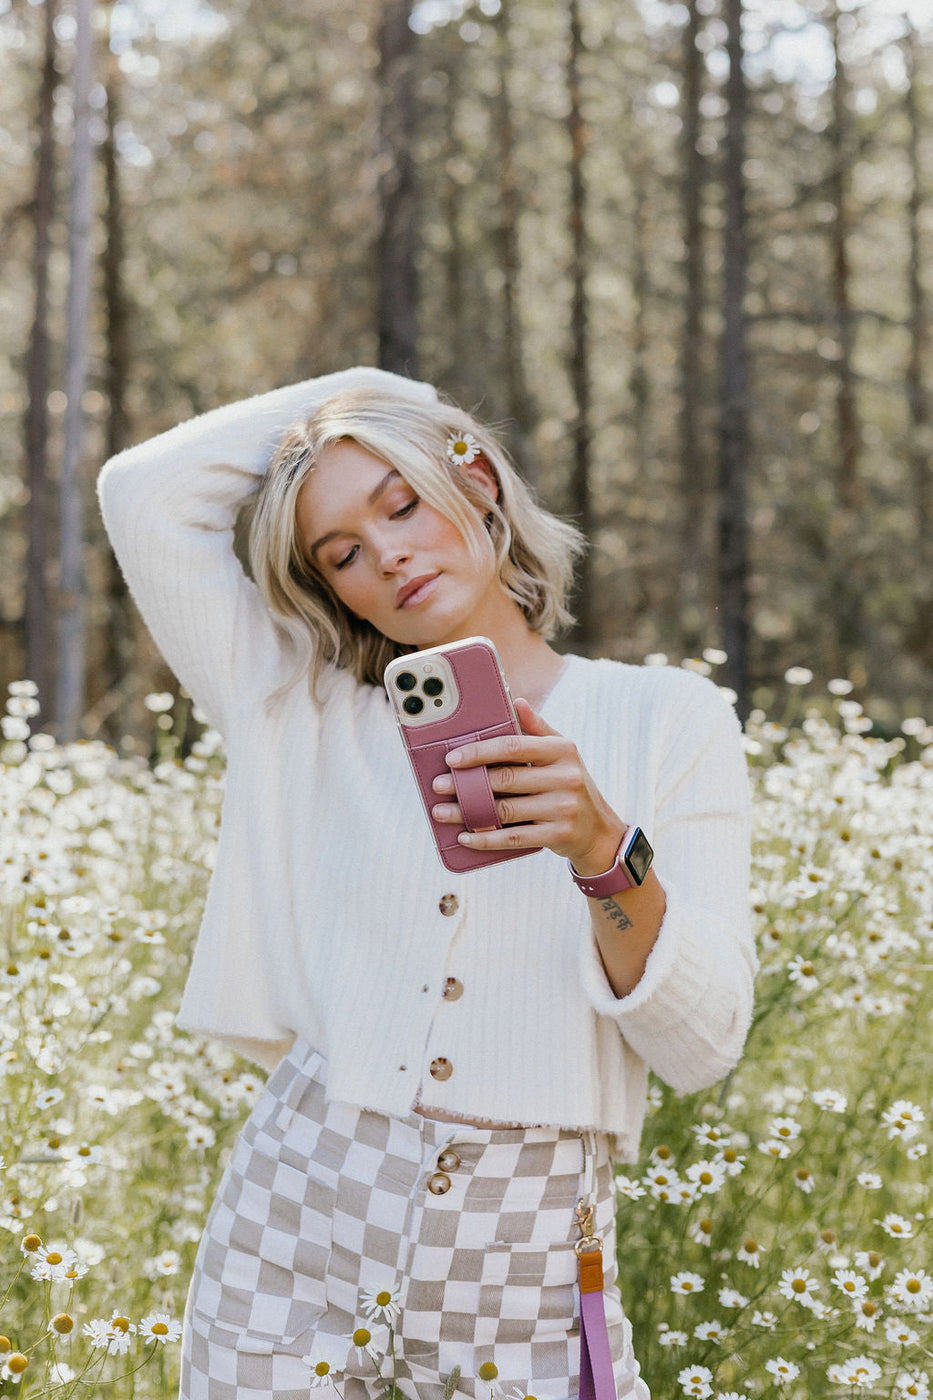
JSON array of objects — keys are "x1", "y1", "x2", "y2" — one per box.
[{"x1": 574, "y1": 1198, "x2": 602, "y2": 1258}]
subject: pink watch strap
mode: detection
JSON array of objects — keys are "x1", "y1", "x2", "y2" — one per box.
[
  {"x1": 569, "y1": 833, "x2": 635, "y2": 898},
  {"x1": 450, "y1": 763, "x2": 501, "y2": 833}
]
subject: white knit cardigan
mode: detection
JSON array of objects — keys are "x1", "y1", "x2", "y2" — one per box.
[{"x1": 97, "y1": 367, "x2": 756, "y2": 1159}]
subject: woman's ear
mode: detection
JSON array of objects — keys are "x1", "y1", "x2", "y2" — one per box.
[{"x1": 461, "y1": 454, "x2": 499, "y2": 504}]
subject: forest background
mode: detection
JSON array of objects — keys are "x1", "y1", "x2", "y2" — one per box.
[{"x1": 0, "y1": 0, "x2": 931, "y2": 743}]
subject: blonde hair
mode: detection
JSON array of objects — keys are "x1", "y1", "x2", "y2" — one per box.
[{"x1": 248, "y1": 387, "x2": 585, "y2": 695}]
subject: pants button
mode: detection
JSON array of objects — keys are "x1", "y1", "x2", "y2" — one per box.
[
  {"x1": 437, "y1": 1148, "x2": 461, "y2": 1172},
  {"x1": 428, "y1": 1172, "x2": 452, "y2": 1195},
  {"x1": 430, "y1": 1057, "x2": 453, "y2": 1081}
]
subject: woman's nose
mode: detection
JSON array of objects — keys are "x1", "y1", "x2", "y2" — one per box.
[{"x1": 378, "y1": 539, "x2": 411, "y2": 573}]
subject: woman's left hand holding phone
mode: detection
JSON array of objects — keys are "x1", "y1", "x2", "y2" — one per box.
[{"x1": 430, "y1": 699, "x2": 626, "y2": 876}]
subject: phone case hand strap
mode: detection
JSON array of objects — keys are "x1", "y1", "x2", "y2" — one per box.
[{"x1": 450, "y1": 763, "x2": 501, "y2": 833}]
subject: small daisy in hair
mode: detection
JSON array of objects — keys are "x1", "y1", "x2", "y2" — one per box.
[{"x1": 446, "y1": 431, "x2": 480, "y2": 466}]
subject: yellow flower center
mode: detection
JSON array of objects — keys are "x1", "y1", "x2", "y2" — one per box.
[
  {"x1": 842, "y1": 1281, "x2": 856, "y2": 1293},
  {"x1": 906, "y1": 1279, "x2": 921, "y2": 1294},
  {"x1": 821, "y1": 1229, "x2": 835, "y2": 1243},
  {"x1": 7, "y1": 1354, "x2": 28, "y2": 1375},
  {"x1": 861, "y1": 1302, "x2": 876, "y2": 1317},
  {"x1": 353, "y1": 1328, "x2": 372, "y2": 1347},
  {"x1": 0, "y1": 1337, "x2": 10, "y2": 1353},
  {"x1": 868, "y1": 1253, "x2": 881, "y2": 1268},
  {"x1": 78, "y1": 1146, "x2": 92, "y2": 1157},
  {"x1": 656, "y1": 1145, "x2": 671, "y2": 1159},
  {"x1": 699, "y1": 1172, "x2": 712, "y2": 1185},
  {"x1": 744, "y1": 1239, "x2": 758, "y2": 1253},
  {"x1": 45, "y1": 1252, "x2": 63, "y2": 1265},
  {"x1": 792, "y1": 1279, "x2": 807, "y2": 1293},
  {"x1": 682, "y1": 1282, "x2": 694, "y2": 1292},
  {"x1": 52, "y1": 1314, "x2": 74, "y2": 1333},
  {"x1": 111, "y1": 1317, "x2": 131, "y2": 1334},
  {"x1": 796, "y1": 1169, "x2": 810, "y2": 1180},
  {"x1": 315, "y1": 1361, "x2": 331, "y2": 1376},
  {"x1": 152, "y1": 1322, "x2": 169, "y2": 1336},
  {"x1": 478, "y1": 1362, "x2": 499, "y2": 1381},
  {"x1": 21, "y1": 1235, "x2": 41, "y2": 1252},
  {"x1": 376, "y1": 1290, "x2": 392, "y2": 1307},
  {"x1": 699, "y1": 1220, "x2": 712, "y2": 1234}
]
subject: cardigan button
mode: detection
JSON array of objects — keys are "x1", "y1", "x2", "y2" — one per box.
[
  {"x1": 437, "y1": 1148, "x2": 461, "y2": 1172},
  {"x1": 427, "y1": 1172, "x2": 452, "y2": 1195},
  {"x1": 442, "y1": 977, "x2": 463, "y2": 1001},
  {"x1": 430, "y1": 1057, "x2": 453, "y2": 1081},
  {"x1": 438, "y1": 894, "x2": 459, "y2": 916}
]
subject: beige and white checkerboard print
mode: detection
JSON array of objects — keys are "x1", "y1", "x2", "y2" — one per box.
[{"x1": 180, "y1": 1039, "x2": 649, "y2": 1400}]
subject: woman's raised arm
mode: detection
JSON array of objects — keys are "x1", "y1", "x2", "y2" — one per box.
[{"x1": 97, "y1": 366, "x2": 436, "y2": 734}]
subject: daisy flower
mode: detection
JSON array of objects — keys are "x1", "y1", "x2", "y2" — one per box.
[
  {"x1": 695, "y1": 1320, "x2": 730, "y2": 1343},
  {"x1": 787, "y1": 955, "x2": 819, "y2": 988},
  {"x1": 894, "y1": 1371, "x2": 930, "y2": 1398},
  {"x1": 793, "y1": 1166, "x2": 815, "y2": 1193},
  {"x1": 445, "y1": 432, "x2": 480, "y2": 466},
  {"x1": 716, "y1": 1147, "x2": 745, "y2": 1176},
  {"x1": 359, "y1": 1285, "x2": 401, "y2": 1326},
  {"x1": 138, "y1": 1313, "x2": 182, "y2": 1344},
  {"x1": 906, "y1": 1142, "x2": 928, "y2": 1160},
  {"x1": 828, "y1": 1356, "x2": 882, "y2": 1387},
  {"x1": 854, "y1": 1250, "x2": 885, "y2": 1279},
  {"x1": 889, "y1": 1269, "x2": 933, "y2": 1311},
  {"x1": 880, "y1": 1213, "x2": 915, "y2": 1240},
  {"x1": 613, "y1": 1175, "x2": 646, "y2": 1201},
  {"x1": 345, "y1": 1325, "x2": 386, "y2": 1366},
  {"x1": 764, "y1": 1357, "x2": 800, "y2": 1384},
  {"x1": 692, "y1": 1122, "x2": 729, "y2": 1148},
  {"x1": 853, "y1": 1300, "x2": 880, "y2": 1332},
  {"x1": 302, "y1": 1333, "x2": 349, "y2": 1389},
  {"x1": 751, "y1": 1310, "x2": 776, "y2": 1329},
  {"x1": 677, "y1": 1363, "x2": 713, "y2": 1397},
  {"x1": 689, "y1": 1217, "x2": 713, "y2": 1247},
  {"x1": 757, "y1": 1139, "x2": 791, "y2": 1160},
  {"x1": 82, "y1": 1315, "x2": 136, "y2": 1355},
  {"x1": 882, "y1": 1101, "x2": 925, "y2": 1142},
  {"x1": 658, "y1": 1327, "x2": 688, "y2": 1347},
  {"x1": 811, "y1": 1087, "x2": 847, "y2": 1112},
  {"x1": 718, "y1": 1287, "x2": 748, "y2": 1309},
  {"x1": 30, "y1": 1245, "x2": 83, "y2": 1282},
  {"x1": 686, "y1": 1161, "x2": 727, "y2": 1195},
  {"x1": 885, "y1": 1317, "x2": 920, "y2": 1347},
  {"x1": 715, "y1": 1393, "x2": 750, "y2": 1400},
  {"x1": 777, "y1": 1266, "x2": 820, "y2": 1308},
  {"x1": 831, "y1": 1269, "x2": 868, "y2": 1300},
  {"x1": 671, "y1": 1271, "x2": 705, "y2": 1295},
  {"x1": 769, "y1": 1116, "x2": 801, "y2": 1142},
  {"x1": 857, "y1": 1171, "x2": 883, "y2": 1189},
  {"x1": 736, "y1": 1238, "x2": 764, "y2": 1268}
]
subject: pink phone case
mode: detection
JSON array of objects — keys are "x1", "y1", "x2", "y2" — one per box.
[{"x1": 384, "y1": 637, "x2": 541, "y2": 874}]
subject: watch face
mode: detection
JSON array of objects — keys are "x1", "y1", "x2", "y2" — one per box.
[{"x1": 624, "y1": 827, "x2": 654, "y2": 885}]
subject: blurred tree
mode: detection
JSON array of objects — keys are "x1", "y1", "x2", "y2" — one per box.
[
  {"x1": 377, "y1": 0, "x2": 420, "y2": 376},
  {"x1": 24, "y1": 0, "x2": 58, "y2": 719},
  {"x1": 57, "y1": 0, "x2": 94, "y2": 739},
  {"x1": 718, "y1": 0, "x2": 751, "y2": 717}
]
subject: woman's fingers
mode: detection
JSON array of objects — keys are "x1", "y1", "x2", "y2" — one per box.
[{"x1": 432, "y1": 791, "x2": 577, "y2": 828}]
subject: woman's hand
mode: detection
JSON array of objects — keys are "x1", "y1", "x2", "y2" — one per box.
[{"x1": 430, "y1": 698, "x2": 626, "y2": 875}]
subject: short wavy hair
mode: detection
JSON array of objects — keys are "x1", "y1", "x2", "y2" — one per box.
[{"x1": 248, "y1": 386, "x2": 585, "y2": 695}]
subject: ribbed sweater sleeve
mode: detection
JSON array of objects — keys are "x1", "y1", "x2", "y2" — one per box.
[
  {"x1": 96, "y1": 367, "x2": 437, "y2": 733},
  {"x1": 579, "y1": 675, "x2": 755, "y2": 1092}
]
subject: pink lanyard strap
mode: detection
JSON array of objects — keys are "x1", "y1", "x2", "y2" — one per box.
[{"x1": 575, "y1": 1201, "x2": 617, "y2": 1400}]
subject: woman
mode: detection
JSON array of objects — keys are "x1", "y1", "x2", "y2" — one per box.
[{"x1": 98, "y1": 365, "x2": 755, "y2": 1400}]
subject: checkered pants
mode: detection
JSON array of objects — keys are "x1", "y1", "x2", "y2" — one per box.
[{"x1": 180, "y1": 1038, "x2": 649, "y2": 1400}]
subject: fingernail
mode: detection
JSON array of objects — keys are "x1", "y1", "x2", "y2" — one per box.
[
  {"x1": 433, "y1": 775, "x2": 452, "y2": 793},
  {"x1": 432, "y1": 805, "x2": 453, "y2": 820},
  {"x1": 446, "y1": 749, "x2": 462, "y2": 766},
  {"x1": 457, "y1": 832, "x2": 475, "y2": 845}
]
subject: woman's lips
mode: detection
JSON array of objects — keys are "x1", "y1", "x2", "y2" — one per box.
[{"x1": 396, "y1": 574, "x2": 439, "y2": 609}]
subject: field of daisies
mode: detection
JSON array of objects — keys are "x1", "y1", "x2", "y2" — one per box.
[{"x1": 1, "y1": 670, "x2": 931, "y2": 1400}]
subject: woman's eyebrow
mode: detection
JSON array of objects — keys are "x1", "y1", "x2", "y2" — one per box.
[{"x1": 309, "y1": 469, "x2": 401, "y2": 557}]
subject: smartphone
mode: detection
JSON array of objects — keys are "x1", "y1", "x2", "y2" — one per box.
[{"x1": 384, "y1": 636, "x2": 541, "y2": 874}]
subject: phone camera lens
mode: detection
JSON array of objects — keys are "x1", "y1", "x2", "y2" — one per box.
[
  {"x1": 395, "y1": 672, "x2": 418, "y2": 691},
  {"x1": 422, "y1": 677, "x2": 444, "y2": 697},
  {"x1": 403, "y1": 695, "x2": 424, "y2": 715}
]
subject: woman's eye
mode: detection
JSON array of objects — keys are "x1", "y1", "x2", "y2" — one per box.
[
  {"x1": 334, "y1": 545, "x2": 358, "y2": 571},
  {"x1": 392, "y1": 498, "x2": 418, "y2": 519}
]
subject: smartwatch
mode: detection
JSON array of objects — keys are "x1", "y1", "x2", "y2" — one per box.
[{"x1": 568, "y1": 826, "x2": 654, "y2": 898}]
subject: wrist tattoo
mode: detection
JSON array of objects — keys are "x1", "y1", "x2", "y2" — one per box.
[{"x1": 600, "y1": 896, "x2": 634, "y2": 931}]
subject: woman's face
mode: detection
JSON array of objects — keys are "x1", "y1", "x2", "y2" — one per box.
[{"x1": 295, "y1": 439, "x2": 511, "y2": 647}]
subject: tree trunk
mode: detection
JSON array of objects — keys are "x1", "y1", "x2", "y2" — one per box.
[
  {"x1": 566, "y1": 0, "x2": 594, "y2": 649},
  {"x1": 441, "y1": 53, "x2": 465, "y2": 383},
  {"x1": 376, "y1": 0, "x2": 419, "y2": 377},
  {"x1": 24, "y1": 0, "x2": 58, "y2": 719},
  {"x1": 717, "y1": 0, "x2": 751, "y2": 719},
  {"x1": 57, "y1": 0, "x2": 94, "y2": 740},
  {"x1": 678, "y1": 0, "x2": 707, "y2": 654},
  {"x1": 903, "y1": 22, "x2": 930, "y2": 551},
  {"x1": 492, "y1": 0, "x2": 536, "y2": 470},
  {"x1": 829, "y1": 2, "x2": 860, "y2": 514},
  {"x1": 99, "y1": 46, "x2": 134, "y2": 741}
]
